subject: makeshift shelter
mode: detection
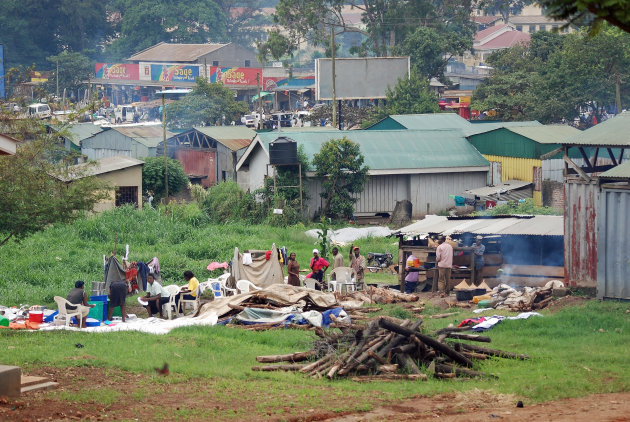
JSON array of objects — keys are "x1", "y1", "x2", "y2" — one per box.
[
  {"x1": 104, "y1": 255, "x2": 126, "y2": 292},
  {"x1": 231, "y1": 245, "x2": 284, "y2": 288}
]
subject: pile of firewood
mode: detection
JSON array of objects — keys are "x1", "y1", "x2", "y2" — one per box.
[
  {"x1": 252, "y1": 317, "x2": 529, "y2": 381},
  {"x1": 344, "y1": 286, "x2": 420, "y2": 305}
]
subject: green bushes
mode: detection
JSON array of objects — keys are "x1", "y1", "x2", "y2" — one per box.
[{"x1": 202, "y1": 180, "x2": 262, "y2": 223}]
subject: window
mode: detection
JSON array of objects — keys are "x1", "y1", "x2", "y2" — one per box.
[
  {"x1": 212, "y1": 61, "x2": 219, "y2": 66},
  {"x1": 115, "y1": 186, "x2": 138, "y2": 208},
  {"x1": 516, "y1": 25, "x2": 523, "y2": 32},
  {"x1": 540, "y1": 25, "x2": 547, "y2": 31},
  {"x1": 245, "y1": 60, "x2": 251, "y2": 67},
  {"x1": 529, "y1": 25, "x2": 535, "y2": 33}
]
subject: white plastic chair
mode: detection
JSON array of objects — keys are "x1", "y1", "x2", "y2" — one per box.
[
  {"x1": 327, "y1": 267, "x2": 357, "y2": 293},
  {"x1": 178, "y1": 285, "x2": 201, "y2": 315},
  {"x1": 54, "y1": 296, "x2": 84, "y2": 328},
  {"x1": 236, "y1": 279, "x2": 262, "y2": 294},
  {"x1": 162, "y1": 285, "x2": 181, "y2": 320},
  {"x1": 304, "y1": 278, "x2": 319, "y2": 290},
  {"x1": 220, "y1": 279, "x2": 238, "y2": 296}
]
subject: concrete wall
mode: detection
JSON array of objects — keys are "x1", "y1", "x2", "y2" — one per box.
[
  {"x1": 93, "y1": 165, "x2": 143, "y2": 212},
  {"x1": 199, "y1": 44, "x2": 260, "y2": 68}
]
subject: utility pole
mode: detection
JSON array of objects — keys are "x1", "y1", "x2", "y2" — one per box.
[
  {"x1": 56, "y1": 60, "x2": 59, "y2": 100},
  {"x1": 331, "y1": 25, "x2": 337, "y2": 129},
  {"x1": 256, "y1": 73, "x2": 263, "y2": 130},
  {"x1": 162, "y1": 92, "x2": 169, "y2": 203}
]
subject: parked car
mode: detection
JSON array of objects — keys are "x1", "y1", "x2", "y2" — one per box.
[
  {"x1": 265, "y1": 112, "x2": 293, "y2": 129},
  {"x1": 241, "y1": 112, "x2": 264, "y2": 128},
  {"x1": 27, "y1": 103, "x2": 52, "y2": 119},
  {"x1": 113, "y1": 105, "x2": 138, "y2": 123}
]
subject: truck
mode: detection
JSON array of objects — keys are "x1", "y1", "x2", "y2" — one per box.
[
  {"x1": 113, "y1": 105, "x2": 137, "y2": 123},
  {"x1": 27, "y1": 103, "x2": 52, "y2": 119}
]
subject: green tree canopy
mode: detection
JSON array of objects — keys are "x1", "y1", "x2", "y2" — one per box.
[
  {"x1": 312, "y1": 137, "x2": 369, "y2": 218},
  {"x1": 166, "y1": 78, "x2": 249, "y2": 129},
  {"x1": 45, "y1": 52, "x2": 93, "y2": 97},
  {"x1": 142, "y1": 157, "x2": 189, "y2": 201},
  {"x1": 537, "y1": 0, "x2": 630, "y2": 33},
  {"x1": 0, "y1": 119, "x2": 110, "y2": 246}
]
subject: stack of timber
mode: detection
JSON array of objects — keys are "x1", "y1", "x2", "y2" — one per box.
[
  {"x1": 343, "y1": 286, "x2": 420, "y2": 305},
  {"x1": 252, "y1": 317, "x2": 529, "y2": 380}
]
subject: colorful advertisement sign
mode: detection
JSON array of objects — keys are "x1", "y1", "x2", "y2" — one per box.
[
  {"x1": 150, "y1": 64, "x2": 200, "y2": 82},
  {"x1": 0, "y1": 44, "x2": 5, "y2": 98},
  {"x1": 209, "y1": 67, "x2": 262, "y2": 86},
  {"x1": 95, "y1": 63, "x2": 139, "y2": 80}
]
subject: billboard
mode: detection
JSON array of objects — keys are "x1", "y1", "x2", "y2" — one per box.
[
  {"x1": 0, "y1": 44, "x2": 5, "y2": 98},
  {"x1": 209, "y1": 67, "x2": 262, "y2": 86},
  {"x1": 95, "y1": 63, "x2": 139, "y2": 80},
  {"x1": 150, "y1": 64, "x2": 201, "y2": 82},
  {"x1": 315, "y1": 57, "x2": 410, "y2": 100}
]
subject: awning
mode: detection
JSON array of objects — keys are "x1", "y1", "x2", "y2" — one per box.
[{"x1": 252, "y1": 91, "x2": 273, "y2": 101}]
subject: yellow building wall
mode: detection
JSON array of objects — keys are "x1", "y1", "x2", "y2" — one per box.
[
  {"x1": 483, "y1": 155, "x2": 543, "y2": 206},
  {"x1": 93, "y1": 166, "x2": 143, "y2": 212}
]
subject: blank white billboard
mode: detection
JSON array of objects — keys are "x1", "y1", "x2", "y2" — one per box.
[{"x1": 315, "y1": 57, "x2": 410, "y2": 100}]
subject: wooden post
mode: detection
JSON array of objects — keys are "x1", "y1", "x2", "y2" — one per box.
[
  {"x1": 298, "y1": 163, "x2": 303, "y2": 213},
  {"x1": 162, "y1": 92, "x2": 169, "y2": 203},
  {"x1": 331, "y1": 25, "x2": 337, "y2": 129}
]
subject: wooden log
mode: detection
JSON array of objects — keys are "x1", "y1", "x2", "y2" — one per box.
[
  {"x1": 532, "y1": 296, "x2": 554, "y2": 310},
  {"x1": 350, "y1": 374, "x2": 427, "y2": 382},
  {"x1": 446, "y1": 333, "x2": 491, "y2": 343},
  {"x1": 300, "y1": 354, "x2": 335, "y2": 373},
  {"x1": 430, "y1": 312, "x2": 458, "y2": 319},
  {"x1": 326, "y1": 363, "x2": 341, "y2": 379},
  {"x1": 395, "y1": 353, "x2": 423, "y2": 375},
  {"x1": 377, "y1": 320, "x2": 422, "y2": 360},
  {"x1": 435, "y1": 363, "x2": 495, "y2": 379},
  {"x1": 251, "y1": 364, "x2": 305, "y2": 372},
  {"x1": 377, "y1": 364, "x2": 398, "y2": 373},
  {"x1": 391, "y1": 343, "x2": 416, "y2": 355},
  {"x1": 434, "y1": 372, "x2": 456, "y2": 379},
  {"x1": 227, "y1": 303, "x2": 245, "y2": 311},
  {"x1": 367, "y1": 350, "x2": 388, "y2": 365},
  {"x1": 378, "y1": 318, "x2": 474, "y2": 368},
  {"x1": 411, "y1": 335, "x2": 427, "y2": 356},
  {"x1": 338, "y1": 333, "x2": 390, "y2": 376},
  {"x1": 329, "y1": 322, "x2": 365, "y2": 330},
  {"x1": 256, "y1": 350, "x2": 316, "y2": 363},
  {"x1": 454, "y1": 343, "x2": 530, "y2": 360},
  {"x1": 435, "y1": 326, "x2": 471, "y2": 335},
  {"x1": 359, "y1": 307, "x2": 383, "y2": 313},
  {"x1": 462, "y1": 351, "x2": 488, "y2": 360}
]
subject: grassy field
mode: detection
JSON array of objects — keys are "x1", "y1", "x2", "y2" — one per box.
[
  {"x1": 0, "y1": 205, "x2": 398, "y2": 307},
  {"x1": 1, "y1": 206, "x2": 629, "y2": 419}
]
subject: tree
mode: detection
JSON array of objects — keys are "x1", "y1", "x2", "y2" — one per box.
[
  {"x1": 106, "y1": 0, "x2": 228, "y2": 60},
  {"x1": 364, "y1": 72, "x2": 440, "y2": 127},
  {"x1": 479, "y1": 0, "x2": 533, "y2": 23},
  {"x1": 391, "y1": 26, "x2": 472, "y2": 80},
  {"x1": 142, "y1": 157, "x2": 189, "y2": 201},
  {"x1": 166, "y1": 78, "x2": 249, "y2": 129},
  {"x1": 214, "y1": 0, "x2": 271, "y2": 48},
  {"x1": 0, "y1": 119, "x2": 110, "y2": 246},
  {"x1": 307, "y1": 103, "x2": 376, "y2": 129},
  {"x1": 537, "y1": 0, "x2": 630, "y2": 33},
  {"x1": 257, "y1": 30, "x2": 296, "y2": 63},
  {"x1": 45, "y1": 52, "x2": 93, "y2": 97},
  {"x1": 312, "y1": 137, "x2": 369, "y2": 218}
]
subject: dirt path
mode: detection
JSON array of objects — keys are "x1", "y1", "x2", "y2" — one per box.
[{"x1": 2, "y1": 366, "x2": 629, "y2": 421}]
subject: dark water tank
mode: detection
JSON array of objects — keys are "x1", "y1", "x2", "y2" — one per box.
[{"x1": 269, "y1": 136, "x2": 298, "y2": 165}]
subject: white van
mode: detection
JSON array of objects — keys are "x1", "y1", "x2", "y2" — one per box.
[
  {"x1": 114, "y1": 105, "x2": 137, "y2": 123},
  {"x1": 28, "y1": 103, "x2": 52, "y2": 119}
]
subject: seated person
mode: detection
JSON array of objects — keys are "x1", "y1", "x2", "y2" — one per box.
[
  {"x1": 176, "y1": 270, "x2": 199, "y2": 313},
  {"x1": 66, "y1": 280, "x2": 95, "y2": 328},
  {"x1": 143, "y1": 274, "x2": 170, "y2": 318},
  {"x1": 108, "y1": 278, "x2": 128, "y2": 322}
]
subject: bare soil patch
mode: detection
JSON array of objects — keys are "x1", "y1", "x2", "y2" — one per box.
[{"x1": 3, "y1": 366, "x2": 629, "y2": 422}]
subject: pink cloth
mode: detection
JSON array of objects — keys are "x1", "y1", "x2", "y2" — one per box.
[
  {"x1": 310, "y1": 257, "x2": 329, "y2": 272},
  {"x1": 207, "y1": 261, "x2": 229, "y2": 271},
  {"x1": 436, "y1": 243, "x2": 453, "y2": 268}
]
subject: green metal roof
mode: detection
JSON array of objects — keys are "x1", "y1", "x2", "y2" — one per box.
[
  {"x1": 51, "y1": 123, "x2": 104, "y2": 147},
  {"x1": 194, "y1": 126, "x2": 256, "y2": 141},
  {"x1": 464, "y1": 120, "x2": 542, "y2": 137},
  {"x1": 506, "y1": 125, "x2": 580, "y2": 143},
  {"x1": 366, "y1": 113, "x2": 471, "y2": 131},
  {"x1": 113, "y1": 126, "x2": 174, "y2": 148},
  {"x1": 599, "y1": 160, "x2": 630, "y2": 179},
  {"x1": 255, "y1": 129, "x2": 489, "y2": 171},
  {"x1": 563, "y1": 111, "x2": 630, "y2": 146}
]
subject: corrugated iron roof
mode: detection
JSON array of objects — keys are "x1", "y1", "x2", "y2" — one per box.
[
  {"x1": 195, "y1": 126, "x2": 256, "y2": 141},
  {"x1": 254, "y1": 129, "x2": 489, "y2": 171},
  {"x1": 464, "y1": 180, "x2": 532, "y2": 196},
  {"x1": 563, "y1": 111, "x2": 630, "y2": 146},
  {"x1": 397, "y1": 215, "x2": 563, "y2": 237},
  {"x1": 465, "y1": 120, "x2": 541, "y2": 137},
  {"x1": 599, "y1": 160, "x2": 630, "y2": 179},
  {"x1": 66, "y1": 156, "x2": 144, "y2": 180},
  {"x1": 64, "y1": 123, "x2": 105, "y2": 146},
  {"x1": 128, "y1": 42, "x2": 227, "y2": 62},
  {"x1": 380, "y1": 114, "x2": 472, "y2": 130},
  {"x1": 113, "y1": 126, "x2": 174, "y2": 148},
  {"x1": 216, "y1": 138, "x2": 252, "y2": 151},
  {"x1": 506, "y1": 125, "x2": 580, "y2": 144}
]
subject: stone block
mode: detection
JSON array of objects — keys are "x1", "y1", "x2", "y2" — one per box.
[{"x1": 0, "y1": 365, "x2": 21, "y2": 398}]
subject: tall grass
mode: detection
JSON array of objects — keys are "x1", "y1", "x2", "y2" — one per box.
[{"x1": 0, "y1": 205, "x2": 397, "y2": 306}]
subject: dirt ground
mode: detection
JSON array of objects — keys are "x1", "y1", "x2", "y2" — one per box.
[{"x1": 2, "y1": 365, "x2": 629, "y2": 422}]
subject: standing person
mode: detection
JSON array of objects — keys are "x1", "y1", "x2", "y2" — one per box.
[
  {"x1": 472, "y1": 235, "x2": 485, "y2": 286},
  {"x1": 330, "y1": 247, "x2": 344, "y2": 282},
  {"x1": 348, "y1": 245, "x2": 367, "y2": 290},
  {"x1": 287, "y1": 253, "x2": 301, "y2": 287},
  {"x1": 404, "y1": 254, "x2": 419, "y2": 294},
  {"x1": 66, "y1": 280, "x2": 95, "y2": 328},
  {"x1": 143, "y1": 274, "x2": 170, "y2": 318},
  {"x1": 435, "y1": 236, "x2": 453, "y2": 293},
  {"x1": 310, "y1": 249, "x2": 329, "y2": 290},
  {"x1": 176, "y1": 270, "x2": 199, "y2": 313},
  {"x1": 107, "y1": 279, "x2": 128, "y2": 322}
]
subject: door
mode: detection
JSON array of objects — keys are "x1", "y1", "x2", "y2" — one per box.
[
  {"x1": 597, "y1": 188, "x2": 630, "y2": 299},
  {"x1": 488, "y1": 161, "x2": 502, "y2": 185}
]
